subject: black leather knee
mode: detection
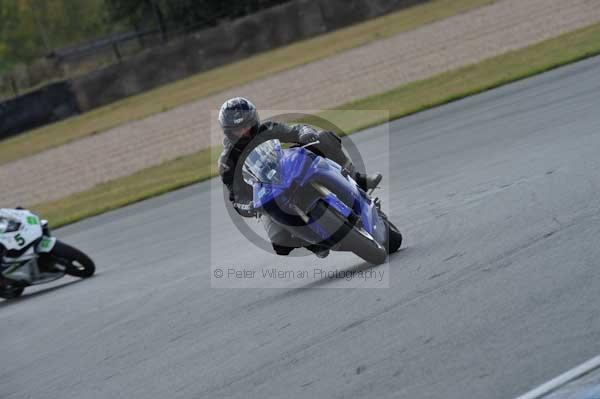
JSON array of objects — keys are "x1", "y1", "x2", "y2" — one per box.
[{"x1": 272, "y1": 244, "x2": 294, "y2": 256}]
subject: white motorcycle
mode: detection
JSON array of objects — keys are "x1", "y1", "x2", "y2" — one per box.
[{"x1": 0, "y1": 209, "x2": 95, "y2": 300}]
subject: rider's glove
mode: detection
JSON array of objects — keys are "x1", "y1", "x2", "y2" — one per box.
[{"x1": 298, "y1": 130, "x2": 319, "y2": 145}]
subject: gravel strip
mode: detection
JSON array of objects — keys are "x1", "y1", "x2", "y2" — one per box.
[{"x1": 2, "y1": 0, "x2": 600, "y2": 206}]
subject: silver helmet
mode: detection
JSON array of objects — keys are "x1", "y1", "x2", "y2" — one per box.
[{"x1": 218, "y1": 97, "x2": 259, "y2": 140}]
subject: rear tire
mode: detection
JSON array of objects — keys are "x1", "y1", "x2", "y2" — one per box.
[
  {"x1": 385, "y1": 219, "x2": 403, "y2": 254},
  {"x1": 49, "y1": 241, "x2": 95, "y2": 278},
  {"x1": 0, "y1": 286, "x2": 24, "y2": 300}
]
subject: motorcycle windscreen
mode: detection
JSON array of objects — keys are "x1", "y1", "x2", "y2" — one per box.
[
  {"x1": 242, "y1": 139, "x2": 283, "y2": 185},
  {"x1": 0, "y1": 217, "x2": 21, "y2": 234}
]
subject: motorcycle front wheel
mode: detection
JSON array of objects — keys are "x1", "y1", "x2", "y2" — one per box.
[
  {"x1": 48, "y1": 241, "x2": 95, "y2": 278},
  {"x1": 309, "y1": 201, "x2": 388, "y2": 265}
]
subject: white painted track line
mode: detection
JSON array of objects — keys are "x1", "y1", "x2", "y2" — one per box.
[{"x1": 515, "y1": 355, "x2": 600, "y2": 399}]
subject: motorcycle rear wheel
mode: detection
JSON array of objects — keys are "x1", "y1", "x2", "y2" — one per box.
[
  {"x1": 381, "y1": 214, "x2": 402, "y2": 254},
  {"x1": 0, "y1": 284, "x2": 25, "y2": 299}
]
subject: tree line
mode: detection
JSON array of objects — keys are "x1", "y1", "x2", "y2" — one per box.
[
  {"x1": 0, "y1": 0, "x2": 291, "y2": 73},
  {"x1": 106, "y1": 0, "x2": 290, "y2": 31},
  {"x1": 0, "y1": 0, "x2": 109, "y2": 72}
]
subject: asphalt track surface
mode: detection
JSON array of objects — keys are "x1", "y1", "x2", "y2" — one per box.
[{"x1": 2, "y1": 56, "x2": 600, "y2": 399}]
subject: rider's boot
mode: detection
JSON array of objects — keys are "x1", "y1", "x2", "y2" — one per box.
[
  {"x1": 272, "y1": 244, "x2": 295, "y2": 256},
  {"x1": 355, "y1": 172, "x2": 383, "y2": 191},
  {"x1": 306, "y1": 244, "x2": 330, "y2": 259}
]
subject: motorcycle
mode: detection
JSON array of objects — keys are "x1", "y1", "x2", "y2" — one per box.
[
  {"x1": 0, "y1": 209, "x2": 95, "y2": 300},
  {"x1": 242, "y1": 139, "x2": 402, "y2": 264}
]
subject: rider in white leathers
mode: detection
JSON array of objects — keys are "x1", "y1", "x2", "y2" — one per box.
[{"x1": 0, "y1": 208, "x2": 53, "y2": 283}]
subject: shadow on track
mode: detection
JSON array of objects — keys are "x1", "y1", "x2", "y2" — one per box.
[
  {"x1": 296, "y1": 247, "x2": 409, "y2": 290},
  {"x1": 243, "y1": 248, "x2": 409, "y2": 312},
  {"x1": 0, "y1": 279, "x2": 84, "y2": 307}
]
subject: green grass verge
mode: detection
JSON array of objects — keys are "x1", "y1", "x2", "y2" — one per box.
[
  {"x1": 32, "y1": 22, "x2": 600, "y2": 228},
  {"x1": 33, "y1": 149, "x2": 220, "y2": 227},
  {"x1": 0, "y1": 0, "x2": 494, "y2": 166}
]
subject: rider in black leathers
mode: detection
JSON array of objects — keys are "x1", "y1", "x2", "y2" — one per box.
[{"x1": 217, "y1": 97, "x2": 382, "y2": 257}]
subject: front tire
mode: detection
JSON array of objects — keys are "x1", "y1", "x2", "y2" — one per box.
[
  {"x1": 49, "y1": 241, "x2": 95, "y2": 278},
  {"x1": 344, "y1": 225, "x2": 388, "y2": 265},
  {"x1": 309, "y1": 202, "x2": 388, "y2": 265}
]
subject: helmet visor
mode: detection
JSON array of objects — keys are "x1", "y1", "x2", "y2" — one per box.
[{"x1": 224, "y1": 126, "x2": 252, "y2": 139}]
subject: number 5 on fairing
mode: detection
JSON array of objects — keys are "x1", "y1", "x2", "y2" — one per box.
[{"x1": 14, "y1": 234, "x2": 25, "y2": 246}]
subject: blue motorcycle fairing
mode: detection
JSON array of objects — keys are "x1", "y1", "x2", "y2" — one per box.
[
  {"x1": 252, "y1": 147, "x2": 309, "y2": 208},
  {"x1": 303, "y1": 155, "x2": 386, "y2": 243},
  {"x1": 252, "y1": 184, "x2": 286, "y2": 209},
  {"x1": 322, "y1": 193, "x2": 351, "y2": 218},
  {"x1": 251, "y1": 145, "x2": 386, "y2": 246}
]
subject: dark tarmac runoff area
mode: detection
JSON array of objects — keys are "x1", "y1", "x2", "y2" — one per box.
[{"x1": 2, "y1": 56, "x2": 600, "y2": 399}]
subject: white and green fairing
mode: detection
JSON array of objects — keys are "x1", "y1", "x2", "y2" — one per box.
[{"x1": 0, "y1": 209, "x2": 56, "y2": 253}]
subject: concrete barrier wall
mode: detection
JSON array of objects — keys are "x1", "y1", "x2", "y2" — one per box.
[
  {"x1": 0, "y1": 81, "x2": 79, "y2": 140},
  {"x1": 318, "y1": 0, "x2": 424, "y2": 29},
  {"x1": 72, "y1": 0, "x2": 427, "y2": 111}
]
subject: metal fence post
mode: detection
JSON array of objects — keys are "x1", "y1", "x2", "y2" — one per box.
[
  {"x1": 10, "y1": 75, "x2": 19, "y2": 97},
  {"x1": 150, "y1": 0, "x2": 168, "y2": 43},
  {"x1": 112, "y1": 40, "x2": 122, "y2": 63}
]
